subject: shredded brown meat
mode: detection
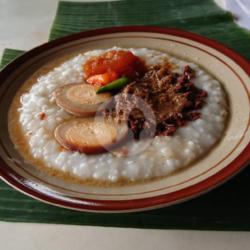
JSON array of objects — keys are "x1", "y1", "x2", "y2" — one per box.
[{"x1": 106, "y1": 64, "x2": 207, "y2": 139}]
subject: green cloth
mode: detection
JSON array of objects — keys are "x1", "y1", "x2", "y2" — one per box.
[{"x1": 0, "y1": 0, "x2": 250, "y2": 230}]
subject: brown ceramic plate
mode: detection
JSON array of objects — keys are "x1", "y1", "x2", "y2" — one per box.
[{"x1": 0, "y1": 26, "x2": 249, "y2": 212}]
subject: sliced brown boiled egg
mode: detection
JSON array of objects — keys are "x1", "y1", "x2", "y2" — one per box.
[
  {"x1": 54, "y1": 117, "x2": 128, "y2": 154},
  {"x1": 53, "y1": 83, "x2": 111, "y2": 117}
]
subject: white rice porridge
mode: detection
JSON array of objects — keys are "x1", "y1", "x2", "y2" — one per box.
[{"x1": 17, "y1": 48, "x2": 228, "y2": 183}]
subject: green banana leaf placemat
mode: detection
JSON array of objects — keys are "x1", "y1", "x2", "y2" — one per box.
[{"x1": 0, "y1": 0, "x2": 250, "y2": 230}]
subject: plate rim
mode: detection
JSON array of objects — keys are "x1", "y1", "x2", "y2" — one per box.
[{"x1": 0, "y1": 25, "x2": 249, "y2": 212}]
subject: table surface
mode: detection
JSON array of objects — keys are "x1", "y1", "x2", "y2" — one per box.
[{"x1": 0, "y1": 0, "x2": 250, "y2": 249}]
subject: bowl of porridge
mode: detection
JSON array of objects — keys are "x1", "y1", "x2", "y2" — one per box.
[{"x1": 0, "y1": 27, "x2": 249, "y2": 212}]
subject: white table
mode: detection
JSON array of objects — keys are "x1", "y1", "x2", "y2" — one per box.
[{"x1": 0, "y1": 0, "x2": 250, "y2": 249}]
